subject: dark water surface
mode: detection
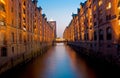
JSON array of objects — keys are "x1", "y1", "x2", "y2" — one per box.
[{"x1": 1, "y1": 43, "x2": 120, "y2": 78}]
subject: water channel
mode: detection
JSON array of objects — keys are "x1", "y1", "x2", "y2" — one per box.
[{"x1": 0, "y1": 43, "x2": 120, "y2": 78}]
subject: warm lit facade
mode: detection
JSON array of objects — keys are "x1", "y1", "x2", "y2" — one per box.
[
  {"x1": 48, "y1": 20, "x2": 57, "y2": 38},
  {"x1": 63, "y1": 0, "x2": 120, "y2": 58},
  {"x1": 63, "y1": 18, "x2": 75, "y2": 42},
  {"x1": 0, "y1": 0, "x2": 55, "y2": 57}
]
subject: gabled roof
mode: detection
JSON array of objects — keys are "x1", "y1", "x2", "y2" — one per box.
[{"x1": 80, "y1": 1, "x2": 87, "y2": 7}]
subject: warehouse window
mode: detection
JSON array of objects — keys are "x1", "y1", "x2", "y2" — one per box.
[
  {"x1": 94, "y1": 31, "x2": 97, "y2": 41},
  {"x1": 106, "y1": 2, "x2": 111, "y2": 10},
  {"x1": 106, "y1": 27, "x2": 112, "y2": 40},
  {"x1": 11, "y1": 32, "x2": 14, "y2": 43},
  {"x1": 99, "y1": 0, "x2": 103, "y2": 6},
  {"x1": 1, "y1": 47, "x2": 7, "y2": 57},
  {"x1": 0, "y1": 3, "x2": 5, "y2": 12},
  {"x1": 99, "y1": 29, "x2": 104, "y2": 40}
]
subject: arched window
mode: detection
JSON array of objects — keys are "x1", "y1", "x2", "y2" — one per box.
[
  {"x1": 99, "y1": 29, "x2": 104, "y2": 40},
  {"x1": 1, "y1": 47, "x2": 7, "y2": 57},
  {"x1": 24, "y1": 35, "x2": 26, "y2": 43},
  {"x1": 94, "y1": 31, "x2": 97, "y2": 41},
  {"x1": 0, "y1": 3, "x2": 5, "y2": 12},
  {"x1": 84, "y1": 33, "x2": 86, "y2": 40},
  {"x1": 11, "y1": 32, "x2": 14, "y2": 43},
  {"x1": 86, "y1": 33, "x2": 89, "y2": 40},
  {"x1": 0, "y1": 32, "x2": 5, "y2": 44},
  {"x1": 106, "y1": 27, "x2": 112, "y2": 40}
]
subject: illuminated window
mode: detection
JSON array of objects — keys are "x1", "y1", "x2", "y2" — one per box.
[
  {"x1": 0, "y1": 21, "x2": 5, "y2": 26},
  {"x1": 106, "y1": 2, "x2": 111, "y2": 10},
  {"x1": 118, "y1": 0, "x2": 120, "y2": 9},
  {"x1": 98, "y1": 0, "x2": 102, "y2": 6},
  {"x1": 93, "y1": 5, "x2": 96, "y2": 11},
  {"x1": 0, "y1": 17, "x2": 5, "y2": 26},
  {"x1": 0, "y1": 0, "x2": 5, "y2": 4},
  {"x1": 119, "y1": 20, "x2": 120, "y2": 25}
]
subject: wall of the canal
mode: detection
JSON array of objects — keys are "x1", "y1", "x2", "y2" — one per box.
[
  {"x1": 67, "y1": 42, "x2": 120, "y2": 67},
  {"x1": 0, "y1": 43, "x2": 52, "y2": 75}
]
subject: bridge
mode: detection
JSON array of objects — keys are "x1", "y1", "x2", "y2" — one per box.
[{"x1": 53, "y1": 38, "x2": 67, "y2": 43}]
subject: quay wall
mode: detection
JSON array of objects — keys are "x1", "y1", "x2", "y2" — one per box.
[
  {"x1": 67, "y1": 42, "x2": 120, "y2": 67},
  {"x1": 0, "y1": 43, "x2": 52, "y2": 75}
]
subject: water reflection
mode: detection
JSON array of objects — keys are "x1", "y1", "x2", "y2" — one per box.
[{"x1": 1, "y1": 43, "x2": 120, "y2": 78}]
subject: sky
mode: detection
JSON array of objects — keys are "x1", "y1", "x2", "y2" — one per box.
[{"x1": 37, "y1": 0, "x2": 86, "y2": 38}]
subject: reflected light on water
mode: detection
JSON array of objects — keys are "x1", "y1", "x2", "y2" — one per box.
[{"x1": 1, "y1": 43, "x2": 119, "y2": 78}]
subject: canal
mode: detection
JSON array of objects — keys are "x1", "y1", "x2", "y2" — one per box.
[{"x1": 0, "y1": 43, "x2": 120, "y2": 78}]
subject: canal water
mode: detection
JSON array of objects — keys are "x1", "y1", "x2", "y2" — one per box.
[{"x1": 0, "y1": 43, "x2": 120, "y2": 78}]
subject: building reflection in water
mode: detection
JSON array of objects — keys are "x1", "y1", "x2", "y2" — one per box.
[{"x1": 0, "y1": 43, "x2": 120, "y2": 78}]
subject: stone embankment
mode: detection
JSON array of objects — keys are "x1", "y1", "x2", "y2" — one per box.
[{"x1": 0, "y1": 44, "x2": 51, "y2": 75}]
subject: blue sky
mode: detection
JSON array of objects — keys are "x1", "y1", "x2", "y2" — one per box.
[{"x1": 38, "y1": 0, "x2": 86, "y2": 37}]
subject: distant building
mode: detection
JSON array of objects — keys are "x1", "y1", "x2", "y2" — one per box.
[{"x1": 48, "y1": 19, "x2": 57, "y2": 38}]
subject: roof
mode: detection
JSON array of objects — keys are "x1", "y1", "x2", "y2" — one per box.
[
  {"x1": 72, "y1": 13, "x2": 78, "y2": 17},
  {"x1": 80, "y1": 1, "x2": 87, "y2": 7}
]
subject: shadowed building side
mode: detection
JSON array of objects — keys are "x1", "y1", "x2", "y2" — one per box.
[
  {"x1": 48, "y1": 19, "x2": 57, "y2": 39},
  {"x1": 63, "y1": 0, "x2": 120, "y2": 65}
]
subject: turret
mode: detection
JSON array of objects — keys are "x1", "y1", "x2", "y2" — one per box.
[{"x1": 32, "y1": 0, "x2": 38, "y2": 5}]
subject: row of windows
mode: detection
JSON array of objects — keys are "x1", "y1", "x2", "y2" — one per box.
[
  {"x1": 0, "y1": 32, "x2": 33, "y2": 44},
  {"x1": 1, "y1": 47, "x2": 16, "y2": 57},
  {"x1": 94, "y1": 27, "x2": 112, "y2": 41},
  {"x1": 93, "y1": 1, "x2": 111, "y2": 11},
  {"x1": 93, "y1": 14, "x2": 112, "y2": 26}
]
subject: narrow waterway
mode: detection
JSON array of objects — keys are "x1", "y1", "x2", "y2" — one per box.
[{"x1": 1, "y1": 43, "x2": 120, "y2": 78}]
